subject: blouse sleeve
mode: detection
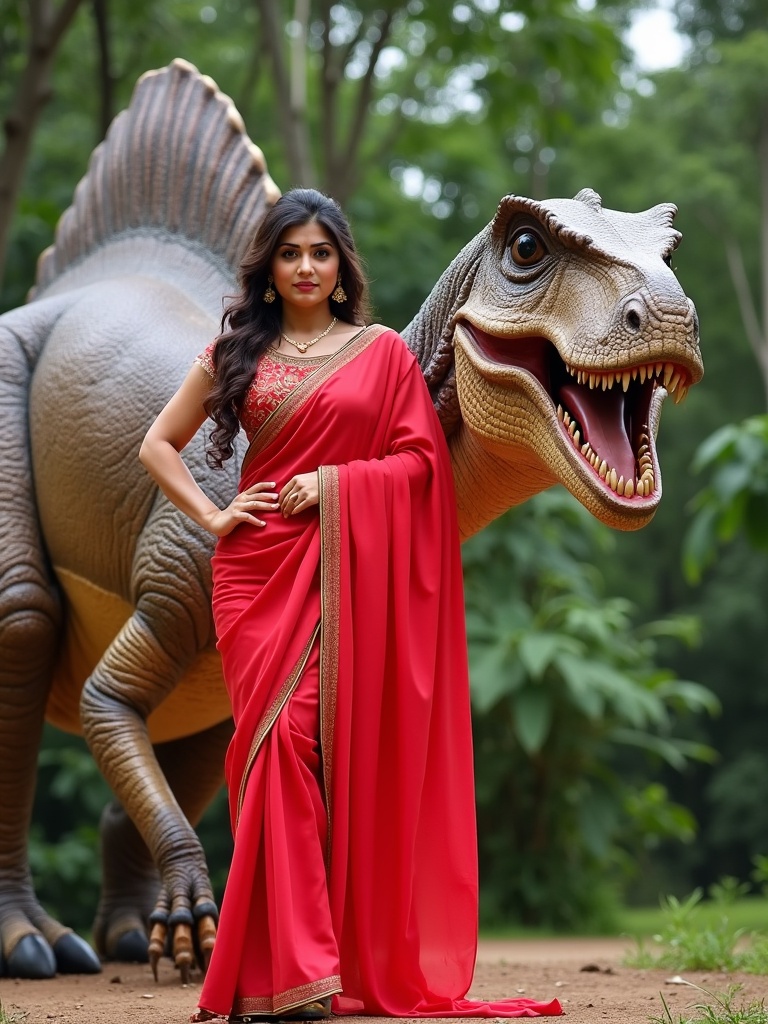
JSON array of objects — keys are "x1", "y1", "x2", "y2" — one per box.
[{"x1": 194, "y1": 341, "x2": 217, "y2": 380}]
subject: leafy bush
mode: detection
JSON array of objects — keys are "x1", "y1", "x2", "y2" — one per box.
[
  {"x1": 463, "y1": 491, "x2": 719, "y2": 930},
  {"x1": 685, "y1": 416, "x2": 768, "y2": 583}
]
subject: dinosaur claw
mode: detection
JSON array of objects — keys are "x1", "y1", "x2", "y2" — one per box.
[
  {"x1": 112, "y1": 928, "x2": 150, "y2": 963},
  {"x1": 148, "y1": 920, "x2": 166, "y2": 981},
  {"x1": 197, "y1": 914, "x2": 217, "y2": 973},
  {"x1": 6, "y1": 934, "x2": 57, "y2": 979},
  {"x1": 173, "y1": 921, "x2": 195, "y2": 981},
  {"x1": 53, "y1": 932, "x2": 102, "y2": 974}
]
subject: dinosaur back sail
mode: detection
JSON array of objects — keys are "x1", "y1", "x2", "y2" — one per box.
[{"x1": 32, "y1": 59, "x2": 280, "y2": 300}]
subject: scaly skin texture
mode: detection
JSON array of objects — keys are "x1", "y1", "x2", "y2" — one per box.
[
  {"x1": 402, "y1": 191, "x2": 703, "y2": 538},
  {"x1": 0, "y1": 61, "x2": 703, "y2": 980}
]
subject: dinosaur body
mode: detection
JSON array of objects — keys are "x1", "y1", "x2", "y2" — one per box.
[{"x1": 0, "y1": 60, "x2": 702, "y2": 980}]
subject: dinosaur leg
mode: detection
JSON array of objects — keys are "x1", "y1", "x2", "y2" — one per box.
[
  {"x1": 94, "y1": 718, "x2": 233, "y2": 965},
  {"x1": 0, "y1": 306, "x2": 100, "y2": 979},
  {"x1": 80, "y1": 518, "x2": 226, "y2": 981}
]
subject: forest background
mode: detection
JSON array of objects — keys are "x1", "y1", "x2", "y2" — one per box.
[{"x1": 2, "y1": 0, "x2": 767, "y2": 936}]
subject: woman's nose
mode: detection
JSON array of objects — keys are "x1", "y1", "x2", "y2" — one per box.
[{"x1": 298, "y1": 254, "x2": 312, "y2": 274}]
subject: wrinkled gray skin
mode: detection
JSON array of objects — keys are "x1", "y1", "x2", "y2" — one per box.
[{"x1": 0, "y1": 60, "x2": 702, "y2": 980}]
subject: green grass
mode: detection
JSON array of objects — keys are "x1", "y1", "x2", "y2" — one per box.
[
  {"x1": 0, "y1": 1000, "x2": 25, "y2": 1023},
  {"x1": 622, "y1": 890, "x2": 768, "y2": 974},
  {"x1": 650, "y1": 983, "x2": 768, "y2": 1024},
  {"x1": 478, "y1": 897, "x2": 768, "y2": 941},
  {"x1": 620, "y1": 898, "x2": 768, "y2": 940}
]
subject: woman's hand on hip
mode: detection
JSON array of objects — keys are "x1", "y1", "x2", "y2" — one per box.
[
  {"x1": 279, "y1": 472, "x2": 319, "y2": 516},
  {"x1": 205, "y1": 481, "x2": 279, "y2": 536}
]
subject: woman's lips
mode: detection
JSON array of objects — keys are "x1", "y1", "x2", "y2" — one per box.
[{"x1": 294, "y1": 282, "x2": 318, "y2": 292}]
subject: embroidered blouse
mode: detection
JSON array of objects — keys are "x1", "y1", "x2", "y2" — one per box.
[{"x1": 195, "y1": 342, "x2": 328, "y2": 441}]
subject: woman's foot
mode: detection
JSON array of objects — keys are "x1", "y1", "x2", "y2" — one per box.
[
  {"x1": 229, "y1": 996, "x2": 332, "y2": 1022},
  {"x1": 281, "y1": 996, "x2": 332, "y2": 1020}
]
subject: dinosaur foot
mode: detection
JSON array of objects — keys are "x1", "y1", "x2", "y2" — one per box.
[
  {"x1": 2, "y1": 931, "x2": 101, "y2": 979},
  {"x1": 0, "y1": 880, "x2": 102, "y2": 979},
  {"x1": 93, "y1": 906, "x2": 151, "y2": 964},
  {"x1": 148, "y1": 897, "x2": 218, "y2": 984}
]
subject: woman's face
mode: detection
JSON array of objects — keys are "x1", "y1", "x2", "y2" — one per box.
[{"x1": 270, "y1": 221, "x2": 341, "y2": 312}]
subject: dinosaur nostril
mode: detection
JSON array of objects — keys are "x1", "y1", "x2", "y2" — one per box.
[{"x1": 627, "y1": 309, "x2": 642, "y2": 331}]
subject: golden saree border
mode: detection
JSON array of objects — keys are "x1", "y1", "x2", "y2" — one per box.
[
  {"x1": 233, "y1": 975, "x2": 342, "y2": 1015},
  {"x1": 318, "y1": 464, "x2": 342, "y2": 865},
  {"x1": 240, "y1": 324, "x2": 388, "y2": 475},
  {"x1": 234, "y1": 621, "x2": 321, "y2": 829}
]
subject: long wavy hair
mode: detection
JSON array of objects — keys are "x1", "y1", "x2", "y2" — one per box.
[{"x1": 205, "y1": 188, "x2": 372, "y2": 468}]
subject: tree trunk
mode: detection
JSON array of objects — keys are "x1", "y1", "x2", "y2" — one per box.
[
  {"x1": 92, "y1": 0, "x2": 114, "y2": 141},
  {"x1": 323, "y1": 6, "x2": 396, "y2": 206},
  {"x1": 0, "y1": 0, "x2": 85, "y2": 294},
  {"x1": 759, "y1": 103, "x2": 768, "y2": 408},
  {"x1": 255, "y1": 0, "x2": 316, "y2": 187}
]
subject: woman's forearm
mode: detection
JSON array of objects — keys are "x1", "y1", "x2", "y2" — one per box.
[{"x1": 139, "y1": 437, "x2": 221, "y2": 532}]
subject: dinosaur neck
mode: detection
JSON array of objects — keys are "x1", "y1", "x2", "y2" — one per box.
[
  {"x1": 403, "y1": 232, "x2": 486, "y2": 374},
  {"x1": 450, "y1": 424, "x2": 557, "y2": 541}
]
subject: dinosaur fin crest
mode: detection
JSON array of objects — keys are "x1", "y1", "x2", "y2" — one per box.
[{"x1": 33, "y1": 59, "x2": 280, "y2": 298}]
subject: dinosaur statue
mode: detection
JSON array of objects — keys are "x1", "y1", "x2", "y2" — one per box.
[{"x1": 0, "y1": 59, "x2": 703, "y2": 981}]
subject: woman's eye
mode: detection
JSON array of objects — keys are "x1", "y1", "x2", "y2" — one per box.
[
  {"x1": 509, "y1": 230, "x2": 547, "y2": 268},
  {"x1": 314, "y1": 249, "x2": 330, "y2": 258}
]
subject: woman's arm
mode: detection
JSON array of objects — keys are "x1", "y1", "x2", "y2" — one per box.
[{"x1": 139, "y1": 366, "x2": 278, "y2": 536}]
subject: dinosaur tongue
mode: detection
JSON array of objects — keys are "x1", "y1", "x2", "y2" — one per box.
[{"x1": 560, "y1": 383, "x2": 637, "y2": 483}]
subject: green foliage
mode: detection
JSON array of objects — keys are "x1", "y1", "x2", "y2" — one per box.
[
  {"x1": 551, "y1": 24, "x2": 768, "y2": 904},
  {"x1": 626, "y1": 882, "x2": 768, "y2": 974},
  {"x1": 29, "y1": 730, "x2": 111, "y2": 930},
  {"x1": 684, "y1": 416, "x2": 768, "y2": 582},
  {"x1": 464, "y1": 491, "x2": 717, "y2": 930},
  {"x1": 651, "y1": 984, "x2": 768, "y2": 1024},
  {"x1": 0, "y1": 999, "x2": 24, "y2": 1024}
]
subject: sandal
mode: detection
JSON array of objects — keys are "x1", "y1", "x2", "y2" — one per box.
[
  {"x1": 230, "y1": 997, "x2": 332, "y2": 1023},
  {"x1": 281, "y1": 997, "x2": 333, "y2": 1020}
]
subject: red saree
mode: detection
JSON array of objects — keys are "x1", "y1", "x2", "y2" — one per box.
[{"x1": 197, "y1": 327, "x2": 562, "y2": 1019}]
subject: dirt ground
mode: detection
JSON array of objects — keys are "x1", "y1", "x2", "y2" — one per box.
[{"x1": 3, "y1": 936, "x2": 768, "y2": 1024}]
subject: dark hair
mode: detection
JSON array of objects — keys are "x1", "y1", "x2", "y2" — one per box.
[{"x1": 204, "y1": 188, "x2": 372, "y2": 467}]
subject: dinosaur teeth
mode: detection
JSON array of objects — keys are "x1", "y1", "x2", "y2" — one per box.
[
  {"x1": 566, "y1": 361, "x2": 687, "y2": 395},
  {"x1": 559, "y1": 401, "x2": 657, "y2": 497}
]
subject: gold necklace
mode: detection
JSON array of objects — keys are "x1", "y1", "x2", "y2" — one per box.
[{"x1": 281, "y1": 317, "x2": 338, "y2": 354}]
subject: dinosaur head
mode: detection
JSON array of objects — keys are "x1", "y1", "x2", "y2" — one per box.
[{"x1": 449, "y1": 188, "x2": 703, "y2": 531}]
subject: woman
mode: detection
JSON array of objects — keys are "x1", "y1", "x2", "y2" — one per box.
[{"x1": 140, "y1": 189, "x2": 561, "y2": 1023}]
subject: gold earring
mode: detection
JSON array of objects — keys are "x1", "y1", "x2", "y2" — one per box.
[
  {"x1": 331, "y1": 274, "x2": 347, "y2": 303},
  {"x1": 263, "y1": 275, "x2": 276, "y2": 303}
]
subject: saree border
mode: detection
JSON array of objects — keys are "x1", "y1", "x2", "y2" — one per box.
[
  {"x1": 318, "y1": 464, "x2": 342, "y2": 864},
  {"x1": 234, "y1": 621, "x2": 321, "y2": 829},
  {"x1": 233, "y1": 975, "x2": 343, "y2": 1015},
  {"x1": 241, "y1": 324, "x2": 388, "y2": 475}
]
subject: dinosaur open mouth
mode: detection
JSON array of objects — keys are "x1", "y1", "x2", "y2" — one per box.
[{"x1": 463, "y1": 324, "x2": 691, "y2": 500}]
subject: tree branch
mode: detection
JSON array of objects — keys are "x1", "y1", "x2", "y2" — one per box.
[
  {"x1": 254, "y1": 0, "x2": 316, "y2": 186},
  {"x1": 329, "y1": 6, "x2": 396, "y2": 202},
  {"x1": 91, "y1": 0, "x2": 114, "y2": 141},
  {"x1": 319, "y1": 0, "x2": 338, "y2": 185},
  {"x1": 759, "y1": 102, "x2": 768, "y2": 394},
  {"x1": 0, "y1": 0, "x2": 86, "y2": 292},
  {"x1": 48, "y1": 0, "x2": 85, "y2": 48},
  {"x1": 724, "y1": 236, "x2": 768, "y2": 390}
]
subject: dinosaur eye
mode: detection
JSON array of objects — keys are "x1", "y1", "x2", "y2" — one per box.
[{"x1": 510, "y1": 230, "x2": 547, "y2": 267}]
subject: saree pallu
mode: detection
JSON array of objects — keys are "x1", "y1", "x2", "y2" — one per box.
[{"x1": 198, "y1": 327, "x2": 562, "y2": 1019}]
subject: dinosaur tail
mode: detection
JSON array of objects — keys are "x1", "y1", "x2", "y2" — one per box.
[{"x1": 31, "y1": 58, "x2": 280, "y2": 301}]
